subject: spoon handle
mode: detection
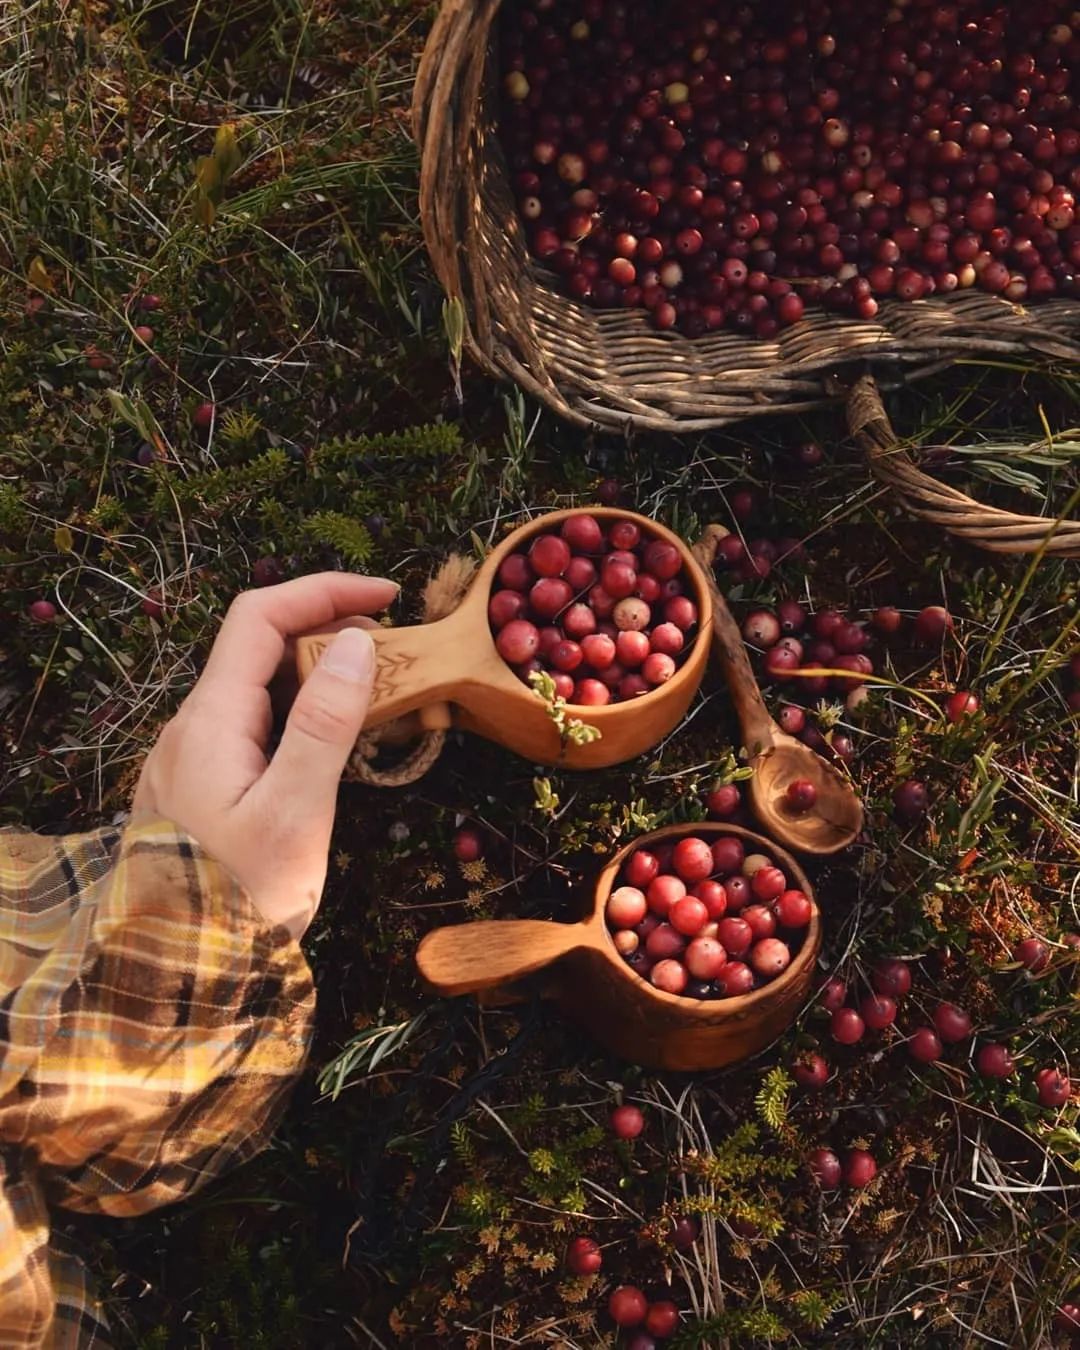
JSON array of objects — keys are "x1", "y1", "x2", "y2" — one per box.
[
  {"x1": 693, "y1": 526, "x2": 778, "y2": 751},
  {"x1": 416, "y1": 919, "x2": 592, "y2": 996}
]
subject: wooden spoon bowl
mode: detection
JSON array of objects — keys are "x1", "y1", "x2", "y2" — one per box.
[
  {"x1": 295, "y1": 508, "x2": 712, "y2": 770},
  {"x1": 416, "y1": 821, "x2": 821, "y2": 1072},
  {"x1": 693, "y1": 525, "x2": 863, "y2": 855}
]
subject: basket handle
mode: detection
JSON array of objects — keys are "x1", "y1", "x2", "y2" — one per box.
[{"x1": 847, "y1": 373, "x2": 1080, "y2": 558}]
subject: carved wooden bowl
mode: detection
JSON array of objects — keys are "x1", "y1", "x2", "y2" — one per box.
[
  {"x1": 416, "y1": 822, "x2": 822, "y2": 1071},
  {"x1": 296, "y1": 507, "x2": 712, "y2": 770}
]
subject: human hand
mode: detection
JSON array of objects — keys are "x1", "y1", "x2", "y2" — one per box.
[{"x1": 131, "y1": 572, "x2": 398, "y2": 938}]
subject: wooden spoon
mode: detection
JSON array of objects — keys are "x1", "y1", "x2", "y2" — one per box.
[{"x1": 693, "y1": 525, "x2": 863, "y2": 855}]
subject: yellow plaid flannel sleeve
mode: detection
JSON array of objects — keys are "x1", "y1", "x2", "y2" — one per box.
[{"x1": 0, "y1": 818, "x2": 316, "y2": 1348}]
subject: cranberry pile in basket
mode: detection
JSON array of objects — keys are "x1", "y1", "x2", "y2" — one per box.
[
  {"x1": 489, "y1": 514, "x2": 697, "y2": 705},
  {"x1": 499, "y1": 0, "x2": 1080, "y2": 336},
  {"x1": 606, "y1": 834, "x2": 812, "y2": 999}
]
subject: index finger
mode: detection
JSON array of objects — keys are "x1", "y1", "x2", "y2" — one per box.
[{"x1": 198, "y1": 572, "x2": 399, "y2": 693}]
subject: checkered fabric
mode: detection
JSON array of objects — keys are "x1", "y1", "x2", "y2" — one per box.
[{"x1": 0, "y1": 818, "x2": 315, "y2": 1347}]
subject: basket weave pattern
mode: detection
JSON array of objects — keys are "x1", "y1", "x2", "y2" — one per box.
[{"x1": 414, "y1": 0, "x2": 1080, "y2": 438}]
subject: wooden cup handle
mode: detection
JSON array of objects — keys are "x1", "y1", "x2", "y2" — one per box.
[
  {"x1": 295, "y1": 611, "x2": 471, "y2": 729},
  {"x1": 415, "y1": 919, "x2": 591, "y2": 997},
  {"x1": 693, "y1": 526, "x2": 775, "y2": 748}
]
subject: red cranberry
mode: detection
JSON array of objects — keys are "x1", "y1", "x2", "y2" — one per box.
[
  {"x1": 453, "y1": 827, "x2": 484, "y2": 862},
  {"x1": 672, "y1": 836, "x2": 715, "y2": 883},
  {"x1": 872, "y1": 959, "x2": 912, "y2": 998},
  {"x1": 499, "y1": 553, "x2": 533, "y2": 592},
  {"x1": 692, "y1": 880, "x2": 727, "y2": 920},
  {"x1": 717, "y1": 916, "x2": 753, "y2": 959},
  {"x1": 820, "y1": 976, "x2": 847, "y2": 1012},
  {"x1": 647, "y1": 874, "x2": 687, "y2": 918},
  {"x1": 945, "y1": 690, "x2": 979, "y2": 722},
  {"x1": 976, "y1": 1043, "x2": 1015, "y2": 1079},
  {"x1": 711, "y1": 836, "x2": 745, "y2": 874},
  {"x1": 496, "y1": 619, "x2": 540, "y2": 665},
  {"x1": 808, "y1": 1148, "x2": 842, "y2": 1188},
  {"x1": 793, "y1": 1052, "x2": 829, "y2": 1089},
  {"x1": 830, "y1": 1007, "x2": 865, "y2": 1045},
  {"x1": 530, "y1": 576, "x2": 573, "y2": 619},
  {"x1": 716, "y1": 960, "x2": 755, "y2": 995},
  {"x1": 561, "y1": 514, "x2": 604, "y2": 553},
  {"x1": 669, "y1": 1215, "x2": 701, "y2": 1251},
  {"x1": 192, "y1": 401, "x2": 215, "y2": 430},
  {"x1": 893, "y1": 780, "x2": 928, "y2": 821},
  {"x1": 616, "y1": 629, "x2": 651, "y2": 667},
  {"x1": 706, "y1": 784, "x2": 741, "y2": 819},
  {"x1": 609, "y1": 1285, "x2": 648, "y2": 1327},
  {"x1": 252, "y1": 556, "x2": 284, "y2": 587},
  {"x1": 574, "y1": 678, "x2": 611, "y2": 706},
  {"x1": 934, "y1": 1003, "x2": 973, "y2": 1043},
  {"x1": 861, "y1": 995, "x2": 897, "y2": 1031},
  {"x1": 909, "y1": 1026, "x2": 943, "y2": 1062},
  {"x1": 610, "y1": 1104, "x2": 645, "y2": 1140},
  {"x1": 843, "y1": 1149, "x2": 877, "y2": 1188},
  {"x1": 1014, "y1": 937, "x2": 1050, "y2": 972},
  {"x1": 580, "y1": 632, "x2": 615, "y2": 668},
  {"x1": 624, "y1": 849, "x2": 659, "y2": 888},
  {"x1": 750, "y1": 936, "x2": 791, "y2": 976},
  {"x1": 685, "y1": 936, "x2": 727, "y2": 979},
  {"x1": 785, "y1": 779, "x2": 817, "y2": 813},
  {"x1": 751, "y1": 866, "x2": 786, "y2": 902},
  {"x1": 775, "y1": 889, "x2": 812, "y2": 928},
  {"x1": 743, "y1": 904, "x2": 777, "y2": 940},
  {"x1": 913, "y1": 605, "x2": 953, "y2": 643},
  {"x1": 644, "y1": 1302, "x2": 680, "y2": 1339},
  {"x1": 529, "y1": 533, "x2": 571, "y2": 577},
  {"x1": 565, "y1": 1236, "x2": 602, "y2": 1275},
  {"x1": 651, "y1": 958, "x2": 689, "y2": 994},
  {"x1": 28, "y1": 599, "x2": 57, "y2": 623},
  {"x1": 1036, "y1": 1067, "x2": 1071, "y2": 1107},
  {"x1": 643, "y1": 652, "x2": 676, "y2": 685},
  {"x1": 650, "y1": 621, "x2": 685, "y2": 656},
  {"x1": 743, "y1": 609, "x2": 782, "y2": 646}
]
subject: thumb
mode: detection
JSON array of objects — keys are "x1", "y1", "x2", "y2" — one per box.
[{"x1": 261, "y1": 626, "x2": 376, "y2": 815}]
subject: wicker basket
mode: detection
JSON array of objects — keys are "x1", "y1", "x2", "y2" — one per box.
[{"x1": 413, "y1": 1, "x2": 1080, "y2": 554}]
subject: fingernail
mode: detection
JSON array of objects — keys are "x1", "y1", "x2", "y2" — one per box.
[{"x1": 319, "y1": 627, "x2": 375, "y2": 683}]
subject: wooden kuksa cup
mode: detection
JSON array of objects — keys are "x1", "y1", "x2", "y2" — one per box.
[
  {"x1": 295, "y1": 507, "x2": 712, "y2": 769},
  {"x1": 416, "y1": 822, "x2": 822, "y2": 1072}
]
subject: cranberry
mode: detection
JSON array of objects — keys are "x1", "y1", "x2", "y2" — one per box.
[
  {"x1": 669, "y1": 1215, "x2": 701, "y2": 1251},
  {"x1": 706, "y1": 784, "x2": 741, "y2": 818},
  {"x1": 561, "y1": 514, "x2": 604, "y2": 553},
  {"x1": 644, "y1": 1302, "x2": 680, "y2": 1338},
  {"x1": 28, "y1": 599, "x2": 57, "y2": 623},
  {"x1": 625, "y1": 849, "x2": 659, "y2": 888},
  {"x1": 609, "y1": 1285, "x2": 648, "y2": 1327},
  {"x1": 692, "y1": 880, "x2": 727, "y2": 920},
  {"x1": 785, "y1": 779, "x2": 817, "y2": 813},
  {"x1": 252, "y1": 556, "x2": 284, "y2": 587},
  {"x1": 933, "y1": 1003, "x2": 973, "y2": 1043},
  {"x1": 893, "y1": 780, "x2": 928, "y2": 821},
  {"x1": 642, "y1": 652, "x2": 676, "y2": 685},
  {"x1": 610, "y1": 1104, "x2": 645, "y2": 1140},
  {"x1": 670, "y1": 895, "x2": 709, "y2": 937},
  {"x1": 711, "y1": 836, "x2": 745, "y2": 874},
  {"x1": 672, "y1": 836, "x2": 715, "y2": 883},
  {"x1": 717, "y1": 916, "x2": 753, "y2": 959},
  {"x1": 685, "y1": 936, "x2": 727, "y2": 980},
  {"x1": 743, "y1": 609, "x2": 782, "y2": 646},
  {"x1": 580, "y1": 631, "x2": 615, "y2": 668},
  {"x1": 608, "y1": 885, "x2": 648, "y2": 929},
  {"x1": 1036, "y1": 1067, "x2": 1071, "y2": 1107},
  {"x1": 565, "y1": 1236, "x2": 602, "y2": 1274},
  {"x1": 820, "y1": 976, "x2": 847, "y2": 1011},
  {"x1": 664, "y1": 596, "x2": 697, "y2": 630},
  {"x1": 843, "y1": 1149, "x2": 877, "y2": 1188},
  {"x1": 808, "y1": 1147, "x2": 842, "y2": 1188},
  {"x1": 716, "y1": 961, "x2": 755, "y2": 995},
  {"x1": 913, "y1": 605, "x2": 954, "y2": 643},
  {"x1": 647, "y1": 874, "x2": 686, "y2": 918},
  {"x1": 496, "y1": 619, "x2": 540, "y2": 665},
  {"x1": 651, "y1": 958, "x2": 689, "y2": 994},
  {"x1": 793, "y1": 1051, "x2": 829, "y2": 1089},
  {"x1": 777, "y1": 704, "x2": 806, "y2": 735},
  {"x1": 1014, "y1": 937, "x2": 1050, "y2": 972},
  {"x1": 574, "y1": 678, "x2": 611, "y2": 706},
  {"x1": 830, "y1": 1007, "x2": 865, "y2": 1045},
  {"x1": 861, "y1": 995, "x2": 897, "y2": 1031},
  {"x1": 750, "y1": 936, "x2": 791, "y2": 976},
  {"x1": 453, "y1": 827, "x2": 484, "y2": 862},
  {"x1": 945, "y1": 690, "x2": 980, "y2": 722},
  {"x1": 872, "y1": 959, "x2": 912, "y2": 998},
  {"x1": 751, "y1": 866, "x2": 786, "y2": 901},
  {"x1": 909, "y1": 1026, "x2": 943, "y2": 1062},
  {"x1": 775, "y1": 889, "x2": 812, "y2": 928},
  {"x1": 643, "y1": 539, "x2": 682, "y2": 580},
  {"x1": 192, "y1": 401, "x2": 215, "y2": 430},
  {"x1": 529, "y1": 533, "x2": 571, "y2": 577},
  {"x1": 872, "y1": 605, "x2": 903, "y2": 634},
  {"x1": 976, "y1": 1042, "x2": 1015, "y2": 1079}
]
